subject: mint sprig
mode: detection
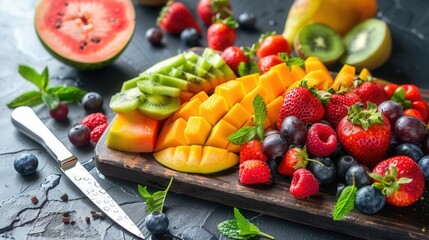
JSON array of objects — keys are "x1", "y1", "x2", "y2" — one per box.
[
  {"x1": 7, "y1": 65, "x2": 86, "y2": 109},
  {"x1": 333, "y1": 179, "x2": 357, "y2": 221},
  {"x1": 218, "y1": 208, "x2": 274, "y2": 240},
  {"x1": 227, "y1": 94, "x2": 267, "y2": 145},
  {"x1": 138, "y1": 177, "x2": 173, "y2": 214}
]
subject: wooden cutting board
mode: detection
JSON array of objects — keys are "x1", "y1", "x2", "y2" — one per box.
[{"x1": 95, "y1": 131, "x2": 429, "y2": 240}]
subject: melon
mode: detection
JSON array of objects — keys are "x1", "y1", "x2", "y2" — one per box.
[{"x1": 34, "y1": 0, "x2": 136, "y2": 70}]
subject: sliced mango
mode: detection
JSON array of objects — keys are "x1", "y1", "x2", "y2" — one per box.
[
  {"x1": 222, "y1": 103, "x2": 252, "y2": 129},
  {"x1": 200, "y1": 146, "x2": 239, "y2": 173},
  {"x1": 270, "y1": 63, "x2": 295, "y2": 89},
  {"x1": 199, "y1": 94, "x2": 229, "y2": 126},
  {"x1": 359, "y1": 68, "x2": 372, "y2": 80},
  {"x1": 235, "y1": 73, "x2": 259, "y2": 94},
  {"x1": 331, "y1": 64, "x2": 355, "y2": 91},
  {"x1": 303, "y1": 69, "x2": 333, "y2": 90},
  {"x1": 154, "y1": 117, "x2": 187, "y2": 152},
  {"x1": 205, "y1": 119, "x2": 237, "y2": 149},
  {"x1": 172, "y1": 97, "x2": 202, "y2": 121},
  {"x1": 190, "y1": 91, "x2": 209, "y2": 102},
  {"x1": 267, "y1": 96, "x2": 284, "y2": 126},
  {"x1": 214, "y1": 80, "x2": 247, "y2": 108},
  {"x1": 226, "y1": 142, "x2": 240, "y2": 153},
  {"x1": 290, "y1": 65, "x2": 306, "y2": 82},
  {"x1": 240, "y1": 86, "x2": 270, "y2": 114},
  {"x1": 258, "y1": 70, "x2": 287, "y2": 101},
  {"x1": 184, "y1": 116, "x2": 212, "y2": 145},
  {"x1": 179, "y1": 91, "x2": 194, "y2": 103}
]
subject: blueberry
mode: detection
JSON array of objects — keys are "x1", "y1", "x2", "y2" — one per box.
[
  {"x1": 355, "y1": 185, "x2": 385, "y2": 214},
  {"x1": 336, "y1": 183, "x2": 346, "y2": 197},
  {"x1": 262, "y1": 133, "x2": 288, "y2": 160},
  {"x1": 14, "y1": 154, "x2": 38, "y2": 176},
  {"x1": 336, "y1": 155, "x2": 358, "y2": 179},
  {"x1": 68, "y1": 124, "x2": 91, "y2": 147},
  {"x1": 330, "y1": 142, "x2": 346, "y2": 160},
  {"x1": 180, "y1": 28, "x2": 200, "y2": 47},
  {"x1": 395, "y1": 143, "x2": 424, "y2": 162},
  {"x1": 238, "y1": 12, "x2": 257, "y2": 30},
  {"x1": 345, "y1": 164, "x2": 372, "y2": 188},
  {"x1": 146, "y1": 27, "x2": 163, "y2": 45},
  {"x1": 418, "y1": 155, "x2": 429, "y2": 181},
  {"x1": 145, "y1": 212, "x2": 169, "y2": 234},
  {"x1": 307, "y1": 157, "x2": 336, "y2": 184},
  {"x1": 82, "y1": 92, "x2": 103, "y2": 113}
]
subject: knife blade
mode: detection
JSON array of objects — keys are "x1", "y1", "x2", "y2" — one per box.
[{"x1": 11, "y1": 106, "x2": 144, "y2": 239}]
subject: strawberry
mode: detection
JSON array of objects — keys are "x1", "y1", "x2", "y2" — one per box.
[
  {"x1": 289, "y1": 169, "x2": 319, "y2": 198},
  {"x1": 257, "y1": 54, "x2": 283, "y2": 74},
  {"x1": 221, "y1": 46, "x2": 248, "y2": 75},
  {"x1": 197, "y1": 0, "x2": 232, "y2": 26},
  {"x1": 207, "y1": 17, "x2": 237, "y2": 51},
  {"x1": 324, "y1": 92, "x2": 361, "y2": 128},
  {"x1": 370, "y1": 156, "x2": 425, "y2": 207},
  {"x1": 337, "y1": 102, "x2": 391, "y2": 168},
  {"x1": 239, "y1": 160, "x2": 271, "y2": 185},
  {"x1": 81, "y1": 113, "x2": 107, "y2": 130},
  {"x1": 157, "y1": 1, "x2": 201, "y2": 35},
  {"x1": 276, "y1": 82, "x2": 325, "y2": 130},
  {"x1": 278, "y1": 146, "x2": 309, "y2": 177},
  {"x1": 239, "y1": 139, "x2": 268, "y2": 164},
  {"x1": 306, "y1": 123, "x2": 338, "y2": 157},
  {"x1": 256, "y1": 33, "x2": 291, "y2": 58},
  {"x1": 90, "y1": 123, "x2": 108, "y2": 143},
  {"x1": 353, "y1": 78, "x2": 387, "y2": 107}
]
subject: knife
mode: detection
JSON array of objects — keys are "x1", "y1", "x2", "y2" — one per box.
[{"x1": 11, "y1": 106, "x2": 144, "y2": 239}]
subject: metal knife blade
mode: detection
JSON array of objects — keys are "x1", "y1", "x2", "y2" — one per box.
[{"x1": 11, "y1": 106, "x2": 144, "y2": 239}]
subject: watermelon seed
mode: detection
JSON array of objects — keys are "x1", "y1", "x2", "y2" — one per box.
[
  {"x1": 109, "y1": 17, "x2": 116, "y2": 23},
  {"x1": 64, "y1": 2, "x2": 68, "y2": 6},
  {"x1": 80, "y1": 16, "x2": 88, "y2": 25},
  {"x1": 55, "y1": 20, "x2": 62, "y2": 29},
  {"x1": 80, "y1": 41, "x2": 87, "y2": 50},
  {"x1": 91, "y1": 37, "x2": 101, "y2": 43}
]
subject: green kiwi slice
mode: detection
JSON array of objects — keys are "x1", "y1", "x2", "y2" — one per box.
[
  {"x1": 137, "y1": 80, "x2": 180, "y2": 97},
  {"x1": 294, "y1": 23, "x2": 345, "y2": 64},
  {"x1": 109, "y1": 87, "x2": 143, "y2": 114},
  {"x1": 149, "y1": 73, "x2": 189, "y2": 90},
  {"x1": 340, "y1": 18, "x2": 391, "y2": 70},
  {"x1": 138, "y1": 94, "x2": 181, "y2": 120}
]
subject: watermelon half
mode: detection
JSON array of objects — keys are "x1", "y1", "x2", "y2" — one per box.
[{"x1": 35, "y1": 0, "x2": 136, "y2": 70}]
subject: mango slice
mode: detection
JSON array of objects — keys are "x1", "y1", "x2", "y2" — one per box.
[
  {"x1": 235, "y1": 73, "x2": 259, "y2": 94},
  {"x1": 172, "y1": 97, "x2": 202, "y2": 121},
  {"x1": 214, "y1": 80, "x2": 247, "y2": 107},
  {"x1": 199, "y1": 94, "x2": 229, "y2": 126},
  {"x1": 205, "y1": 119, "x2": 237, "y2": 149},
  {"x1": 184, "y1": 116, "x2": 212, "y2": 145},
  {"x1": 222, "y1": 103, "x2": 252, "y2": 129},
  {"x1": 154, "y1": 117, "x2": 187, "y2": 152}
]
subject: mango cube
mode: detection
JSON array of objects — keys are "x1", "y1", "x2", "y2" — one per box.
[
  {"x1": 258, "y1": 70, "x2": 287, "y2": 101},
  {"x1": 205, "y1": 119, "x2": 237, "y2": 149},
  {"x1": 214, "y1": 80, "x2": 247, "y2": 107},
  {"x1": 239, "y1": 86, "x2": 270, "y2": 114},
  {"x1": 154, "y1": 118, "x2": 187, "y2": 151},
  {"x1": 184, "y1": 116, "x2": 212, "y2": 145},
  {"x1": 236, "y1": 73, "x2": 259, "y2": 94},
  {"x1": 270, "y1": 63, "x2": 295, "y2": 89},
  {"x1": 267, "y1": 96, "x2": 284, "y2": 126},
  {"x1": 199, "y1": 94, "x2": 229, "y2": 126},
  {"x1": 222, "y1": 103, "x2": 252, "y2": 129},
  {"x1": 172, "y1": 97, "x2": 201, "y2": 121}
]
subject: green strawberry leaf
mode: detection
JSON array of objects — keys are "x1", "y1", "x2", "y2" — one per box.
[
  {"x1": 7, "y1": 91, "x2": 43, "y2": 108},
  {"x1": 228, "y1": 126, "x2": 257, "y2": 145},
  {"x1": 138, "y1": 177, "x2": 173, "y2": 214},
  {"x1": 333, "y1": 185, "x2": 357, "y2": 221},
  {"x1": 48, "y1": 86, "x2": 87, "y2": 102},
  {"x1": 238, "y1": 62, "x2": 250, "y2": 77},
  {"x1": 18, "y1": 65, "x2": 46, "y2": 92}
]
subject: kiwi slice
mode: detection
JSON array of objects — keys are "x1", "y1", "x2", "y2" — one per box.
[
  {"x1": 149, "y1": 73, "x2": 189, "y2": 90},
  {"x1": 138, "y1": 94, "x2": 181, "y2": 120},
  {"x1": 294, "y1": 23, "x2": 345, "y2": 64},
  {"x1": 137, "y1": 80, "x2": 180, "y2": 97},
  {"x1": 109, "y1": 87, "x2": 143, "y2": 114},
  {"x1": 340, "y1": 18, "x2": 391, "y2": 70}
]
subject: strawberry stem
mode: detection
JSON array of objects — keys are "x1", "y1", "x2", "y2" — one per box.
[{"x1": 347, "y1": 102, "x2": 385, "y2": 130}]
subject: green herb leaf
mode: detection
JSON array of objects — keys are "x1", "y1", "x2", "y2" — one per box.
[
  {"x1": 7, "y1": 91, "x2": 43, "y2": 108},
  {"x1": 234, "y1": 208, "x2": 259, "y2": 237},
  {"x1": 42, "y1": 92, "x2": 60, "y2": 109},
  {"x1": 333, "y1": 185, "x2": 357, "y2": 221},
  {"x1": 278, "y1": 53, "x2": 304, "y2": 69},
  {"x1": 218, "y1": 220, "x2": 249, "y2": 240},
  {"x1": 18, "y1": 65, "x2": 45, "y2": 91},
  {"x1": 48, "y1": 86, "x2": 87, "y2": 102},
  {"x1": 256, "y1": 124, "x2": 265, "y2": 141},
  {"x1": 41, "y1": 67, "x2": 49, "y2": 91},
  {"x1": 253, "y1": 94, "x2": 267, "y2": 125},
  {"x1": 238, "y1": 62, "x2": 250, "y2": 77},
  {"x1": 137, "y1": 177, "x2": 173, "y2": 214},
  {"x1": 227, "y1": 126, "x2": 256, "y2": 145}
]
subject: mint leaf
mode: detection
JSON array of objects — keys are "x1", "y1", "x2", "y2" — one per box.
[
  {"x1": 234, "y1": 208, "x2": 259, "y2": 237},
  {"x1": 42, "y1": 92, "x2": 59, "y2": 109},
  {"x1": 7, "y1": 91, "x2": 43, "y2": 108},
  {"x1": 256, "y1": 124, "x2": 265, "y2": 141},
  {"x1": 253, "y1": 94, "x2": 267, "y2": 125},
  {"x1": 18, "y1": 65, "x2": 45, "y2": 91},
  {"x1": 41, "y1": 67, "x2": 49, "y2": 91},
  {"x1": 333, "y1": 185, "x2": 357, "y2": 220},
  {"x1": 227, "y1": 126, "x2": 256, "y2": 145},
  {"x1": 218, "y1": 220, "x2": 248, "y2": 240},
  {"x1": 48, "y1": 86, "x2": 86, "y2": 102},
  {"x1": 278, "y1": 53, "x2": 304, "y2": 69},
  {"x1": 138, "y1": 177, "x2": 173, "y2": 214}
]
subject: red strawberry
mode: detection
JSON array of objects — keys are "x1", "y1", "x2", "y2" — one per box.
[
  {"x1": 256, "y1": 34, "x2": 291, "y2": 58},
  {"x1": 239, "y1": 139, "x2": 268, "y2": 164},
  {"x1": 221, "y1": 46, "x2": 248, "y2": 75},
  {"x1": 90, "y1": 123, "x2": 108, "y2": 143},
  {"x1": 289, "y1": 169, "x2": 319, "y2": 198},
  {"x1": 257, "y1": 54, "x2": 283, "y2": 74},
  {"x1": 81, "y1": 113, "x2": 107, "y2": 130},
  {"x1": 337, "y1": 102, "x2": 391, "y2": 168},
  {"x1": 239, "y1": 160, "x2": 271, "y2": 185},
  {"x1": 158, "y1": 1, "x2": 201, "y2": 35},
  {"x1": 353, "y1": 78, "x2": 387, "y2": 107},
  {"x1": 278, "y1": 146, "x2": 309, "y2": 177},
  {"x1": 324, "y1": 92, "x2": 361, "y2": 128},
  {"x1": 370, "y1": 156, "x2": 425, "y2": 207},
  {"x1": 197, "y1": 0, "x2": 232, "y2": 26},
  {"x1": 276, "y1": 84, "x2": 325, "y2": 129},
  {"x1": 306, "y1": 123, "x2": 337, "y2": 157},
  {"x1": 207, "y1": 17, "x2": 237, "y2": 51}
]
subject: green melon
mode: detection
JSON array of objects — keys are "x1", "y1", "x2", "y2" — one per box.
[{"x1": 34, "y1": 0, "x2": 136, "y2": 70}]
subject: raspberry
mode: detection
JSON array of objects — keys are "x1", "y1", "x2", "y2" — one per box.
[
  {"x1": 239, "y1": 160, "x2": 271, "y2": 185},
  {"x1": 90, "y1": 123, "x2": 108, "y2": 143},
  {"x1": 306, "y1": 123, "x2": 337, "y2": 157},
  {"x1": 290, "y1": 169, "x2": 319, "y2": 198},
  {"x1": 240, "y1": 139, "x2": 268, "y2": 164},
  {"x1": 81, "y1": 113, "x2": 107, "y2": 130}
]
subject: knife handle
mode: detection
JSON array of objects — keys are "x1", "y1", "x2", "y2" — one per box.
[{"x1": 11, "y1": 106, "x2": 77, "y2": 169}]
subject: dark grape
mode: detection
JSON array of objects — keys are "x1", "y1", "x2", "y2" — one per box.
[
  {"x1": 386, "y1": 133, "x2": 400, "y2": 157},
  {"x1": 68, "y1": 124, "x2": 91, "y2": 147},
  {"x1": 262, "y1": 133, "x2": 288, "y2": 160},
  {"x1": 345, "y1": 164, "x2": 372, "y2": 188},
  {"x1": 422, "y1": 135, "x2": 429, "y2": 155},
  {"x1": 264, "y1": 129, "x2": 280, "y2": 138},
  {"x1": 238, "y1": 12, "x2": 257, "y2": 30},
  {"x1": 146, "y1": 27, "x2": 163, "y2": 45},
  {"x1": 145, "y1": 212, "x2": 169, "y2": 234},
  {"x1": 280, "y1": 116, "x2": 307, "y2": 146},
  {"x1": 49, "y1": 102, "x2": 69, "y2": 121},
  {"x1": 395, "y1": 143, "x2": 424, "y2": 162},
  {"x1": 394, "y1": 116, "x2": 426, "y2": 144},
  {"x1": 377, "y1": 100, "x2": 403, "y2": 127},
  {"x1": 418, "y1": 156, "x2": 429, "y2": 181},
  {"x1": 307, "y1": 157, "x2": 336, "y2": 184},
  {"x1": 336, "y1": 155, "x2": 358, "y2": 179},
  {"x1": 82, "y1": 92, "x2": 103, "y2": 113},
  {"x1": 14, "y1": 154, "x2": 38, "y2": 176},
  {"x1": 180, "y1": 28, "x2": 201, "y2": 47},
  {"x1": 355, "y1": 185, "x2": 385, "y2": 214}
]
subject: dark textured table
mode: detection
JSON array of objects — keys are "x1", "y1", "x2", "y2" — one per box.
[{"x1": 1, "y1": 0, "x2": 428, "y2": 239}]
